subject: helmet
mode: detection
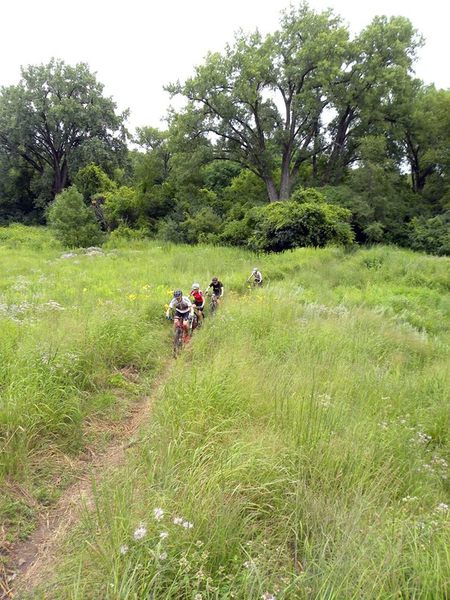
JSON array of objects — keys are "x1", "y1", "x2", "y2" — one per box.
[
  {"x1": 192, "y1": 283, "x2": 200, "y2": 290},
  {"x1": 212, "y1": 277, "x2": 218, "y2": 283},
  {"x1": 174, "y1": 289, "x2": 183, "y2": 298},
  {"x1": 252, "y1": 267, "x2": 258, "y2": 272}
]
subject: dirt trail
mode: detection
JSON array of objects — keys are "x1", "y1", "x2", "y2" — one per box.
[{"x1": 0, "y1": 362, "x2": 173, "y2": 599}]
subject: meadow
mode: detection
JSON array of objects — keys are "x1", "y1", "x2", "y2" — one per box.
[{"x1": 0, "y1": 225, "x2": 449, "y2": 599}]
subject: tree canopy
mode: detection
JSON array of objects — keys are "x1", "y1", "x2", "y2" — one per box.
[
  {"x1": 0, "y1": 59, "x2": 128, "y2": 200},
  {"x1": 168, "y1": 4, "x2": 421, "y2": 201}
]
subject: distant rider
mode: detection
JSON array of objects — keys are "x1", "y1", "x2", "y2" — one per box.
[
  {"x1": 166, "y1": 289, "x2": 194, "y2": 341},
  {"x1": 247, "y1": 267, "x2": 263, "y2": 286},
  {"x1": 207, "y1": 277, "x2": 224, "y2": 304},
  {"x1": 190, "y1": 283, "x2": 205, "y2": 325}
]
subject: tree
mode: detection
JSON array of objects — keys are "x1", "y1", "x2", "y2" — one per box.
[
  {"x1": 0, "y1": 59, "x2": 128, "y2": 200},
  {"x1": 390, "y1": 85, "x2": 450, "y2": 193},
  {"x1": 324, "y1": 16, "x2": 421, "y2": 183},
  {"x1": 47, "y1": 186, "x2": 103, "y2": 247},
  {"x1": 168, "y1": 3, "x2": 348, "y2": 201},
  {"x1": 168, "y1": 4, "x2": 419, "y2": 201}
]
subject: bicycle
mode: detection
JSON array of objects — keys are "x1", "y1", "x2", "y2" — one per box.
[
  {"x1": 171, "y1": 315, "x2": 191, "y2": 358},
  {"x1": 206, "y1": 292, "x2": 219, "y2": 314},
  {"x1": 192, "y1": 307, "x2": 203, "y2": 329}
]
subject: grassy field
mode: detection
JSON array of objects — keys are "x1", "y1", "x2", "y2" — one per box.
[{"x1": 0, "y1": 226, "x2": 449, "y2": 599}]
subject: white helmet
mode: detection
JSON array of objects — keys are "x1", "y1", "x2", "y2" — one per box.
[
  {"x1": 252, "y1": 267, "x2": 258, "y2": 272},
  {"x1": 192, "y1": 283, "x2": 200, "y2": 290}
]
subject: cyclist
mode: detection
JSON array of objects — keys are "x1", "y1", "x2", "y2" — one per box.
[
  {"x1": 247, "y1": 267, "x2": 263, "y2": 286},
  {"x1": 207, "y1": 277, "x2": 224, "y2": 298},
  {"x1": 166, "y1": 289, "x2": 194, "y2": 342},
  {"x1": 190, "y1": 283, "x2": 205, "y2": 326}
]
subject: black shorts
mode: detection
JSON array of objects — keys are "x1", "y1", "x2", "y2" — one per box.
[{"x1": 175, "y1": 310, "x2": 190, "y2": 320}]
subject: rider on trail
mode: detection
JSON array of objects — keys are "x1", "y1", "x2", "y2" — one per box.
[
  {"x1": 190, "y1": 283, "x2": 205, "y2": 325},
  {"x1": 247, "y1": 267, "x2": 263, "y2": 286},
  {"x1": 207, "y1": 277, "x2": 224, "y2": 304},
  {"x1": 166, "y1": 290, "x2": 194, "y2": 341}
]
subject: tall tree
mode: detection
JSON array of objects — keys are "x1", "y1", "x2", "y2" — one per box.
[
  {"x1": 325, "y1": 16, "x2": 421, "y2": 183},
  {"x1": 390, "y1": 84, "x2": 450, "y2": 193},
  {"x1": 168, "y1": 4, "x2": 348, "y2": 201},
  {"x1": 0, "y1": 59, "x2": 128, "y2": 199}
]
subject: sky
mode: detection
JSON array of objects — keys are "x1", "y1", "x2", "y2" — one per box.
[{"x1": 1, "y1": 0, "x2": 449, "y2": 133}]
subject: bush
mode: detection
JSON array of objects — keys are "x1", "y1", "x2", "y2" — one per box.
[
  {"x1": 103, "y1": 186, "x2": 141, "y2": 229},
  {"x1": 250, "y1": 201, "x2": 354, "y2": 252},
  {"x1": 47, "y1": 186, "x2": 104, "y2": 248},
  {"x1": 219, "y1": 209, "x2": 259, "y2": 246},
  {"x1": 408, "y1": 212, "x2": 450, "y2": 256},
  {"x1": 73, "y1": 164, "x2": 116, "y2": 203},
  {"x1": 291, "y1": 187, "x2": 326, "y2": 204}
]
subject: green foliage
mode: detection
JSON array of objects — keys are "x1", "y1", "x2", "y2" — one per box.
[
  {"x1": 291, "y1": 187, "x2": 326, "y2": 204},
  {"x1": 408, "y1": 212, "x2": 450, "y2": 256},
  {"x1": 73, "y1": 164, "x2": 116, "y2": 203},
  {"x1": 250, "y1": 200, "x2": 354, "y2": 251},
  {"x1": 103, "y1": 186, "x2": 141, "y2": 229},
  {"x1": 183, "y1": 207, "x2": 222, "y2": 244},
  {"x1": 0, "y1": 59, "x2": 127, "y2": 201},
  {"x1": 47, "y1": 186, "x2": 104, "y2": 248}
]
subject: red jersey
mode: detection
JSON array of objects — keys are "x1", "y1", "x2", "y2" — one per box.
[{"x1": 191, "y1": 290, "x2": 204, "y2": 307}]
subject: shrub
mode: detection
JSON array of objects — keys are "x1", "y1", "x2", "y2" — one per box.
[
  {"x1": 73, "y1": 164, "x2": 116, "y2": 203},
  {"x1": 408, "y1": 212, "x2": 450, "y2": 256},
  {"x1": 219, "y1": 209, "x2": 259, "y2": 246},
  {"x1": 183, "y1": 207, "x2": 222, "y2": 243},
  {"x1": 291, "y1": 187, "x2": 326, "y2": 204},
  {"x1": 250, "y1": 201, "x2": 354, "y2": 252},
  {"x1": 103, "y1": 186, "x2": 140, "y2": 229},
  {"x1": 47, "y1": 186, "x2": 104, "y2": 248}
]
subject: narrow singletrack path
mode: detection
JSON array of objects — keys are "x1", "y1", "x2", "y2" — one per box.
[{"x1": 0, "y1": 360, "x2": 174, "y2": 599}]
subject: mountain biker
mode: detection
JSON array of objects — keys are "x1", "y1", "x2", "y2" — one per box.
[
  {"x1": 190, "y1": 283, "x2": 205, "y2": 325},
  {"x1": 166, "y1": 290, "x2": 194, "y2": 341},
  {"x1": 207, "y1": 277, "x2": 224, "y2": 302},
  {"x1": 247, "y1": 267, "x2": 263, "y2": 286}
]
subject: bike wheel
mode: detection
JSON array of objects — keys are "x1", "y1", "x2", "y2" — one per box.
[{"x1": 173, "y1": 326, "x2": 183, "y2": 358}]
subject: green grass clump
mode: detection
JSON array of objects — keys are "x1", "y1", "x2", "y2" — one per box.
[{"x1": 18, "y1": 238, "x2": 448, "y2": 599}]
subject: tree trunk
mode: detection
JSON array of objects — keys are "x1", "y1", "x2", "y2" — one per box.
[
  {"x1": 325, "y1": 106, "x2": 354, "y2": 184},
  {"x1": 263, "y1": 177, "x2": 279, "y2": 202},
  {"x1": 52, "y1": 159, "x2": 68, "y2": 197},
  {"x1": 279, "y1": 163, "x2": 292, "y2": 200}
]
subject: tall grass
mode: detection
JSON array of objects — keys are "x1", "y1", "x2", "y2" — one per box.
[
  {"x1": 0, "y1": 231, "x2": 259, "y2": 542},
  {"x1": 16, "y1": 238, "x2": 449, "y2": 599}
]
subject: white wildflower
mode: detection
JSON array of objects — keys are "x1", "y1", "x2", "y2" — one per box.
[
  {"x1": 173, "y1": 516, "x2": 183, "y2": 525},
  {"x1": 402, "y1": 496, "x2": 418, "y2": 503},
  {"x1": 133, "y1": 524, "x2": 147, "y2": 540},
  {"x1": 158, "y1": 551, "x2": 168, "y2": 561},
  {"x1": 244, "y1": 559, "x2": 257, "y2": 570},
  {"x1": 195, "y1": 594, "x2": 203, "y2": 600},
  {"x1": 415, "y1": 431, "x2": 432, "y2": 444},
  {"x1": 435, "y1": 503, "x2": 449, "y2": 512},
  {"x1": 159, "y1": 531, "x2": 169, "y2": 539},
  {"x1": 119, "y1": 545, "x2": 129, "y2": 555},
  {"x1": 262, "y1": 593, "x2": 276, "y2": 600},
  {"x1": 153, "y1": 507, "x2": 164, "y2": 521},
  {"x1": 182, "y1": 520, "x2": 194, "y2": 529}
]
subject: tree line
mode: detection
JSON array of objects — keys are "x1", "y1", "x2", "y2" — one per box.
[{"x1": 0, "y1": 4, "x2": 449, "y2": 254}]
